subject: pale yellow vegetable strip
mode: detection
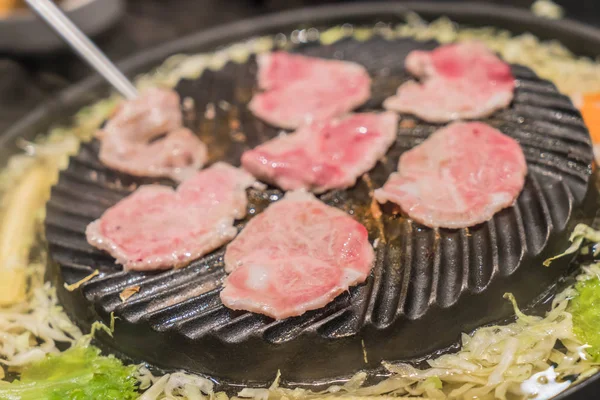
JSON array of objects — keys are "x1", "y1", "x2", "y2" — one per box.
[
  {"x1": 233, "y1": 397, "x2": 429, "y2": 400},
  {"x1": 297, "y1": 397, "x2": 430, "y2": 400},
  {"x1": 544, "y1": 224, "x2": 600, "y2": 266},
  {"x1": 63, "y1": 269, "x2": 99, "y2": 292},
  {"x1": 0, "y1": 165, "x2": 55, "y2": 306}
]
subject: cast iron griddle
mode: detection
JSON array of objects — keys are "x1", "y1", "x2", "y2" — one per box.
[{"x1": 45, "y1": 31, "x2": 596, "y2": 385}]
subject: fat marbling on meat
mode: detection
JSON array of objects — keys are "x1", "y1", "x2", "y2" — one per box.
[
  {"x1": 86, "y1": 162, "x2": 256, "y2": 271},
  {"x1": 375, "y1": 122, "x2": 527, "y2": 229},
  {"x1": 384, "y1": 42, "x2": 515, "y2": 122},
  {"x1": 220, "y1": 191, "x2": 374, "y2": 320},
  {"x1": 98, "y1": 88, "x2": 207, "y2": 181},
  {"x1": 241, "y1": 112, "x2": 398, "y2": 193},
  {"x1": 248, "y1": 52, "x2": 372, "y2": 129}
]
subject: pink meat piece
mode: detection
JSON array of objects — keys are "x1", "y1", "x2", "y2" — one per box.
[
  {"x1": 374, "y1": 122, "x2": 527, "y2": 229},
  {"x1": 86, "y1": 163, "x2": 256, "y2": 271},
  {"x1": 384, "y1": 42, "x2": 515, "y2": 123},
  {"x1": 241, "y1": 112, "x2": 398, "y2": 193},
  {"x1": 100, "y1": 127, "x2": 207, "y2": 182},
  {"x1": 220, "y1": 191, "x2": 374, "y2": 320},
  {"x1": 248, "y1": 52, "x2": 372, "y2": 129},
  {"x1": 98, "y1": 87, "x2": 207, "y2": 181}
]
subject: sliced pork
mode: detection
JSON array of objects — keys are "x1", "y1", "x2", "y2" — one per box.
[
  {"x1": 249, "y1": 52, "x2": 372, "y2": 129},
  {"x1": 86, "y1": 163, "x2": 256, "y2": 271},
  {"x1": 220, "y1": 191, "x2": 374, "y2": 320},
  {"x1": 241, "y1": 112, "x2": 398, "y2": 193},
  {"x1": 375, "y1": 122, "x2": 527, "y2": 229},
  {"x1": 98, "y1": 88, "x2": 207, "y2": 181},
  {"x1": 384, "y1": 42, "x2": 515, "y2": 123}
]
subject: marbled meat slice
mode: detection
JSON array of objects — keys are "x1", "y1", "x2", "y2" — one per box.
[
  {"x1": 86, "y1": 162, "x2": 256, "y2": 271},
  {"x1": 375, "y1": 122, "x2": 527, "y2": 229},
  {"x1": 248, "y1": 52, "x2": 372, "y2": 129},
  {"x1": 100, "y1": 127, "x2": 207, "y2": 182},
  {"x1": 384, "y1": 42, "x2": 515, "y2": 122},
  {"x1": 98, "y1": 87, "x2": 207, "y2": 181},
  {"x1": 241, "y1": 112, "x2": 398, "y2": 193},
  {"x1": 220, "y1": 191, "x2": 374, "y2": 320}
]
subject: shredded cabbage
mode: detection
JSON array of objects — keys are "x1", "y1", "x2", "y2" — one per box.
[
  {"x1": 531, "y1": 0, "x2": 564, "y2": 20},
  {"x1": 544, "y1": 224, "x2": 600, "y2": 266},
  {"x1": 225, "y1": 290, "x2": 593, "y2": 400},
  {"x1": 136, "y1": 367, "x2": 215, "y2": 400},
  {"x1": 0, "y1": 284, "x2": 81, "y2": 372}
]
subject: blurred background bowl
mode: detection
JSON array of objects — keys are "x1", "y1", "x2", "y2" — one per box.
[{"x1": 0, "y1": 0, "x2": 124, "y2": 53}]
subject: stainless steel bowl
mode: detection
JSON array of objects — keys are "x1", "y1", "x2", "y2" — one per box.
[{"x1": 0, "y1": 0, "x2": 124, "y2": 53}]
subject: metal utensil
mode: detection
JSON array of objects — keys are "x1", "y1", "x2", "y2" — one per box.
[{"x1": 25, "y1": 0, "x2": 137, "y2": 99}]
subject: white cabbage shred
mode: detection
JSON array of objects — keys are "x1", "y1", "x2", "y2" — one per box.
[
  {"x1": 136, "y1": 366, "x2": 216, "y2": 400},
  {"x1": 218, "y1": 290, "x2": 593, "y2": 400},
  {"x1": 545, "y1": 224, "x2": 600, "y2": 266},
  {"x1": 531, "y1": 0, "x2": 564, "y2": 20},
  {"x1": 0, "y1": 284, "x2": 81, "y2": 374},
  {"x1": 521, "y1": 367, "x2": 571, "y2": 400}
]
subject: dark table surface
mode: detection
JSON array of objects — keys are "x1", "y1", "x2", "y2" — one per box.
[{"x1": 0, "y1": 0, "x2": 598, "y2": 133}]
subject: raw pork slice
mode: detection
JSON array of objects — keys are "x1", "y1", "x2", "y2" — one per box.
[
  {"x1": 86, "y1": 163, "x2": 256, "y2": 271},
  {"x1": 375, "y1": 122, "x2": 527, "y2": 229},
  {"x1": 220, "y1": 191, "x2": 374, "y2": 320},
  {"x1": 98, "y1": 88, "x2": 207, "y2": 181},
  {"x1": 248, "y1": 52, "x2": 372, "y2": 129},
  {"x1": 384, "y1": 42, "x2": 515, "y2": 122},
  {"x1": 241, "y1": 112, "x2": 398, "y2": 193}
]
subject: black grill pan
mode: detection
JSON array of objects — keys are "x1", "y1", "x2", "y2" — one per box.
[{"x1": 44, "y1": 30, "x2": 597, "y2": 387}]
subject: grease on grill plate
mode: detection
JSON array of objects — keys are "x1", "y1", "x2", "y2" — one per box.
[{"x1": 45, "y1": 35, "x2": 596, "y2": 385}]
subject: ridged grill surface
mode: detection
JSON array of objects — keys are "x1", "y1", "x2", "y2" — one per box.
[{"x1": 45, "y1": 35, "x2": 596, "y2": 384}]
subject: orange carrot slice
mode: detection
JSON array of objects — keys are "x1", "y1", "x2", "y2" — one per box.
[{"x1": 581, "y1": 92, "x2": 600, "y2": 144}]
